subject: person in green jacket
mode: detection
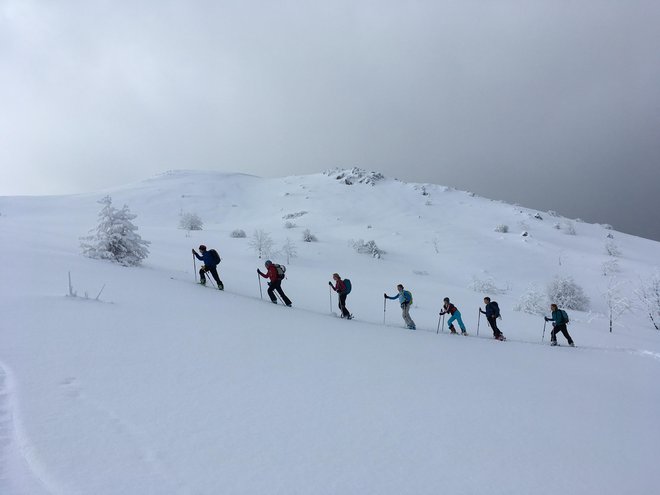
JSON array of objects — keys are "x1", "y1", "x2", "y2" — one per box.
[{"x1": 545, "y1": 303, "x2": 575, "y2": 346}]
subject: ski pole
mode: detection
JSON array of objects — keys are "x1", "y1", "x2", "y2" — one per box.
[
  {"x1": 383, "y1": 298, "x2": 387, "y2": 325},
  {"x1": 542, "y1": 319, "x2": 547, "y2": 342},
  {"x1": 257, "y1": 272, "x2": 263, "y2": 300},
  {"x1": 204, "y1": 268, "x2": 218, "y2": 289},
  {"x1": 477, "y1": 309, "x2": 481, "y2": 337},
  {"x1": 329, "y1": 285, "x2": 333, "y2": 313},
  {"x1": 441, "y1": 314, "x2": 445, "y2": 333},
  {"x1": 436, "y1": 313, "x2": 442, "y2": 334},
  {"x1": 193, "y1": 252, "x2": 197, "y2": 282}
]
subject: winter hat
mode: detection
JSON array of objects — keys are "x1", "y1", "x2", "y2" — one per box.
[
  {"x1": 443, "y1": 297, "x2": 450, "y2": 302},
  {"x1": 199, "y1": 245, "x2": 207, "y2": 251},
  {"x1": 265, "y1": 260, "x2": 272, "y2": 266}
]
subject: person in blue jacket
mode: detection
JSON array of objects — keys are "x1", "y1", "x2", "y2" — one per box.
[
  {"x1": 192, "y1": 245, "x2": 224, "y2": 290},
  {"x1": 384, "y1": 284, "x2": 416, "y2": 329}
]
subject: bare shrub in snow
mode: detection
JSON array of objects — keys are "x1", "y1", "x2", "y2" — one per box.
[
  {"x1": 248, "y1": 229, "x2": 274, "y2": 259},
  {"x1": 601, "y1": 259, "x2": 620, "y2": 276},
  {"x1": 283, "y1": 211, "x2": 307, "y2": 220},
  {"x1": 469, "y1": 276, "x2": 509, "y2": 295},
  {"x1": 514, "y1": 284, "x2": 547, "y2": 315},
  {"x1": 80, "y1": 196, "x2": 150, "y2": 266},
  {"x1": 284, "y1": 221, "x2": 296, "y2": 229},
  {"x1": 563, "y1": 222, "x2": 577, "y2": 235},
  {"x1": 494, "y1": 224, "x2": 509, "y2": 233},
  {"x1": 302, "y1": 229, "x2": 317, "y2": 242},
  {"x1": 281, "y1": 238, "x2": 298, "y2": 264},
  {"x1": 553, "y1": 223, "x2": 561, "y2": 230},
  {"x1": 635, "y1": 271, "x2": 660, "y2": 330},
  {"x1": 602, "y1": 224, "x2": 613, "y2": 230},
  {"x1": 67, "y1": 271, "x2": 106, "y2": 301},
  {"x1": 605, "y1": 240, "x2": 621, "y2": 257},
  {"x1": 230, "y1": 229, "x2": 247, "y2": 238},
  {"x1": 546, "y1": 275, "x2": 590, "y2": 311},
  {"x1": 533, "y1": 213, "x2": 543, "y2": 220},
  {"x1": 352, "y1": 239, "x2": 384, "y2": 258},
  {"x1": 179, "y1": 212, "x2": 203, "y2": 231}
]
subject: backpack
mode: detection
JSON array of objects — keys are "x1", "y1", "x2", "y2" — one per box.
[
  {"x1": 403, "y1": 290, "x2": 413, "y2": 304},
  {"x1": 343, "y1": 279, "x2": 352, "y2": 294},
  {"x1": 491, "y1": 301, "x2": 500, "y2": 317},
  {"x1": 274, "y1": 264, "x2": 286, "y2": 280},
  {"x1": 561, "y1": 309, "x2": 570, "y2": 324},
  {"x1": 209, "y1": 249, "x2": 221, "y2": 265}
]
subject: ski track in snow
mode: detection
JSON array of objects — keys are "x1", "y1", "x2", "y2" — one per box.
[
  {"x1": 0, "y1": 363, "x2": 52, "y2": 495},
  {"x1": 56, "y1": 376, "x2": 191, "y2": 494}
]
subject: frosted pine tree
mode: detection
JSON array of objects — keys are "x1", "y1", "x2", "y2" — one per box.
[{"x1": 80, "y1": 196, "x2": 150, "y2": 266}]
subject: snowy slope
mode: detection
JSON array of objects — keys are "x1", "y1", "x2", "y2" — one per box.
[{"x1": 1, "y1": 169, "x2": 659, "y2": 494}]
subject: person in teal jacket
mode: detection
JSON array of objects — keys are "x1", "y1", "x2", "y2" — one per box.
[
  {"x1": 544, "y1": 303, "x2": 574, "y2": 346},
  {"x1": 385, "y1": 284, "x2": 416, "y2": 330}
]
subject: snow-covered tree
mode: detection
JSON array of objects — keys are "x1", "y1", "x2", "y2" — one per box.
[
  {"x1": 469, "y1": 275, "x2": 509, "y2": 295},
  {"x1": 514, "y1": 283, "x2": 547, "y2": 315},
  {"x1": 603, "y1": 277, "x2": 630, "y2": 333},
  {"x1": 352, "y1": 239, "x2": 384, "y2": 258},
  {"x1": 179, "y1": 212, "x2": 203, "y2": 231},
  {"x1": 230, "y1": 229, "x2": 247, "y2": 238},
  {"x1": 302, "y1": 228, "x2": 318, "y2": 242},
  {"x1": 248, "y1": 229, "x2": 274, "y2": 259},
  {"x1": 636, "y1": 271, "x2": 660, "y2": 331},
  {"x1": 281, "y1": 238, "x2": 297, "y2": 264},
  {"x1": 546, "y1": 275, "x2": 590, "y2": 311},
  {"x1": 605, "y1": 240, "x2": 621, "y2": 257},
  {"x1": 80, "y1": 196, "x2": 150, "y2": 266}
]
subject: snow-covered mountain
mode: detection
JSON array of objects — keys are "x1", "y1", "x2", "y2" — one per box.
[{"x1": 1, "y1": 169, "x2": 658, "y2": 494}]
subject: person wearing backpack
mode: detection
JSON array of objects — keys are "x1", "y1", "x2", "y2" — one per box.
[
  {"x1": 439, "y1": 297, "x2": 468, "y2": 335},
  {"x1": 480, "y1": 297, "x2": 505, "y2": 340},
  {"x1": 384, "y1": 284, "x2": 416, "y2": 329},
  {"x1": 544, "y1": 304, "x2": 574, "y2": 347},
  {"x1": 257, "y1": 260, "x2": 292, "y2": 306},
  {"x1": 329, "y1": 273, "x2": 352, "y2": 319},
  {"x1": 192, "y1": 245, "x2": 224, "y2": 290}
]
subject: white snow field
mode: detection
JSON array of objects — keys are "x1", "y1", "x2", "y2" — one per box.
[{"x1": 1, "y1": 169, "x2": 659, "y2": 494}]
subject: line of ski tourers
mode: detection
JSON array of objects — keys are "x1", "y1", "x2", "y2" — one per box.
[{"x1": 192, "y1": 244, "x2": 575, "y2": 347}]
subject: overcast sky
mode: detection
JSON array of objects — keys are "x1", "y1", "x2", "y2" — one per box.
[{"x1": 1, "y1": 0, "x2": 659, "y2": 240}]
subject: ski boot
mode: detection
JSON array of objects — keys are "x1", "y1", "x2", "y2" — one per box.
[{"x1": 449, "y1": 325, "x2": 457, "y2": 334}]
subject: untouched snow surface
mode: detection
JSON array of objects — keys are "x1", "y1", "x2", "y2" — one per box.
[{"x1": 1, "y1": 170, "x2": 659, "y2": 494}]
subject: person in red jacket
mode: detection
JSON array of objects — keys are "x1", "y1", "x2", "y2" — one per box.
[
  {"x1": 257, "y1": 260, "x2": 292, "y2": 306},
  {"x1": 329, "y1": 273, "x2": 352, "y2": 319}
]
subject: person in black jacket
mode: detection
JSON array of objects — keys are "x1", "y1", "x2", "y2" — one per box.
[
  {"x1": 480, "y1": 297, "x2": 505, "y2": 340},
  {"x1": 192, "y1": 245, "x2": 224, "y2": 289}
]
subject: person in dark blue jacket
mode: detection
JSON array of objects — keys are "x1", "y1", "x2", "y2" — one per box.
[
  {"x1": 480, "y1": 297, "x2": 505, "y2": 340},
  {"x1": 192, "y1": 245, "x2": 224, "y2": 290}
]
